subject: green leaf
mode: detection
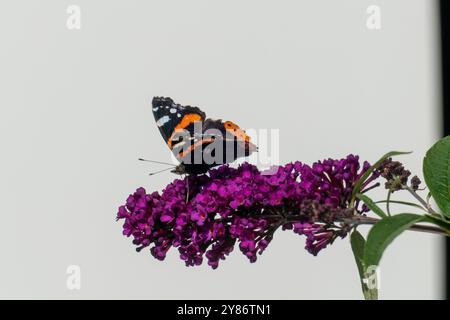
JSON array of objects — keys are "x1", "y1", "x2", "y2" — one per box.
[
  {"x1": 356, "y1": 194, "x2": 387, "y2": 218},
  {"x1": 351, "y1": 151, "x2": 412, "y2": 205},
  {"x1": 423, "y1": 135, "x2": 450, "y2": 217},
  {"x1": 364, "y1": 214, "x2": 424, "y2": 269},
  {"x1": 351, "y1": 230, "x2": 366, "y2": 280},
  {"x1": 423, "y1": 215, "x2": 450, "y2": 234},
  {"x1": 350, "y1": 230, "x2": 378, "y2": 300}
]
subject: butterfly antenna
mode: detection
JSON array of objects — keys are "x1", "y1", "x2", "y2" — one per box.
[
  {"x1": 148, "y1": 167, "x2": 174, "y2": 176},
  {"x1": 139, "y1": 158, "x2": 176, "y2": 167}
]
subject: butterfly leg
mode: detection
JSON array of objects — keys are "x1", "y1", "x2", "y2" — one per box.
[{"x1": 185, "y1": 175, "x2": 190, "y2": 203}]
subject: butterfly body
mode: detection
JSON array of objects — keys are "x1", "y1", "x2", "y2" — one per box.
[{"x1": 152, "y1": 97, "x2": 257, "y2": 175}]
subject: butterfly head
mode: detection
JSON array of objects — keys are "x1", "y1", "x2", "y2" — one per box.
[{"x1": 171, "y1": 163, "x2": 187, "y2": 175}]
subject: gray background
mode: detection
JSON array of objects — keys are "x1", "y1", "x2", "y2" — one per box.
[{"x1": 0, "y1": 0, "x2": 443, "y2": 299}]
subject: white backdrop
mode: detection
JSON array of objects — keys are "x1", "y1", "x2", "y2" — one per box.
[{"x1": 0, "y1": 0, "x2": 442, "y2": 299}]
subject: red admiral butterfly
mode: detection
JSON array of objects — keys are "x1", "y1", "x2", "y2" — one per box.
[{"x1": 151, "y1": 97, "x2": 258, "y2": 175}]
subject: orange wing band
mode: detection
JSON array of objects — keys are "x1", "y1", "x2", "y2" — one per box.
[
  {"x1": 178, "y1": 138, "x2": 215, "y2": 159},
  {"x1": 168, "y1": 113, "x2": 203, "y2": 149}
]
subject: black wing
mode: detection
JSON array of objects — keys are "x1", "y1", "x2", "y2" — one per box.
[{"x1": 152, "y1": 97, "x2": 206, "y2": 148}]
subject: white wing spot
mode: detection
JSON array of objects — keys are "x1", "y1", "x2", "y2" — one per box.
[
  {"x1": 177, "y1": 113, "x2": 182, "y2": 118},
  {"x1": 152, "y1": 107, "x2": 159, "y2": 111},
  {"x1": 156, "y1": 115, "x2": 170, "y2": 127},
  {"x1": 170, "y1": 108, "x2": 177, "y2": 114}
]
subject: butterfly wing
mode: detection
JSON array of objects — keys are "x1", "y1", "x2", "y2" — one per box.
[
  {"x1": 173, "y1": 119, "x2": 257, "y2": 173},
  {"x1": 202, "y1": 119, "x2": 258, "y2": 160},
  {"x1": 152, "y1": 97, "x2": 206, "y2": 150},
  {"x1": 152, "y1": 97, "x2": 257, "y2": 174}
]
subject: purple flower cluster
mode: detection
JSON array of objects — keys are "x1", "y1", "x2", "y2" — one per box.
[{"x1": 117, "y1": 155, "x2": 377, "y2": 268}]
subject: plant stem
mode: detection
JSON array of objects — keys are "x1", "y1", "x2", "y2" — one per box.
[
  {"x1": 403, "y1": 185, "x2": 438, "y2": 215},
  {"x1": 255, "y1": 209, "x2": 449, "y2": 237},
  {"x1": 386, "y1": 190, "x2": 392, "y2": 216},
  {"x1": 353, "y1": 216, "x2": 448, "y2": 236}
]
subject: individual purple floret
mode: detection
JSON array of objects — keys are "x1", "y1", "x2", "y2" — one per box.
[{"x1": 117, "y1": 155, "x2": 378, "y2": 269}]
